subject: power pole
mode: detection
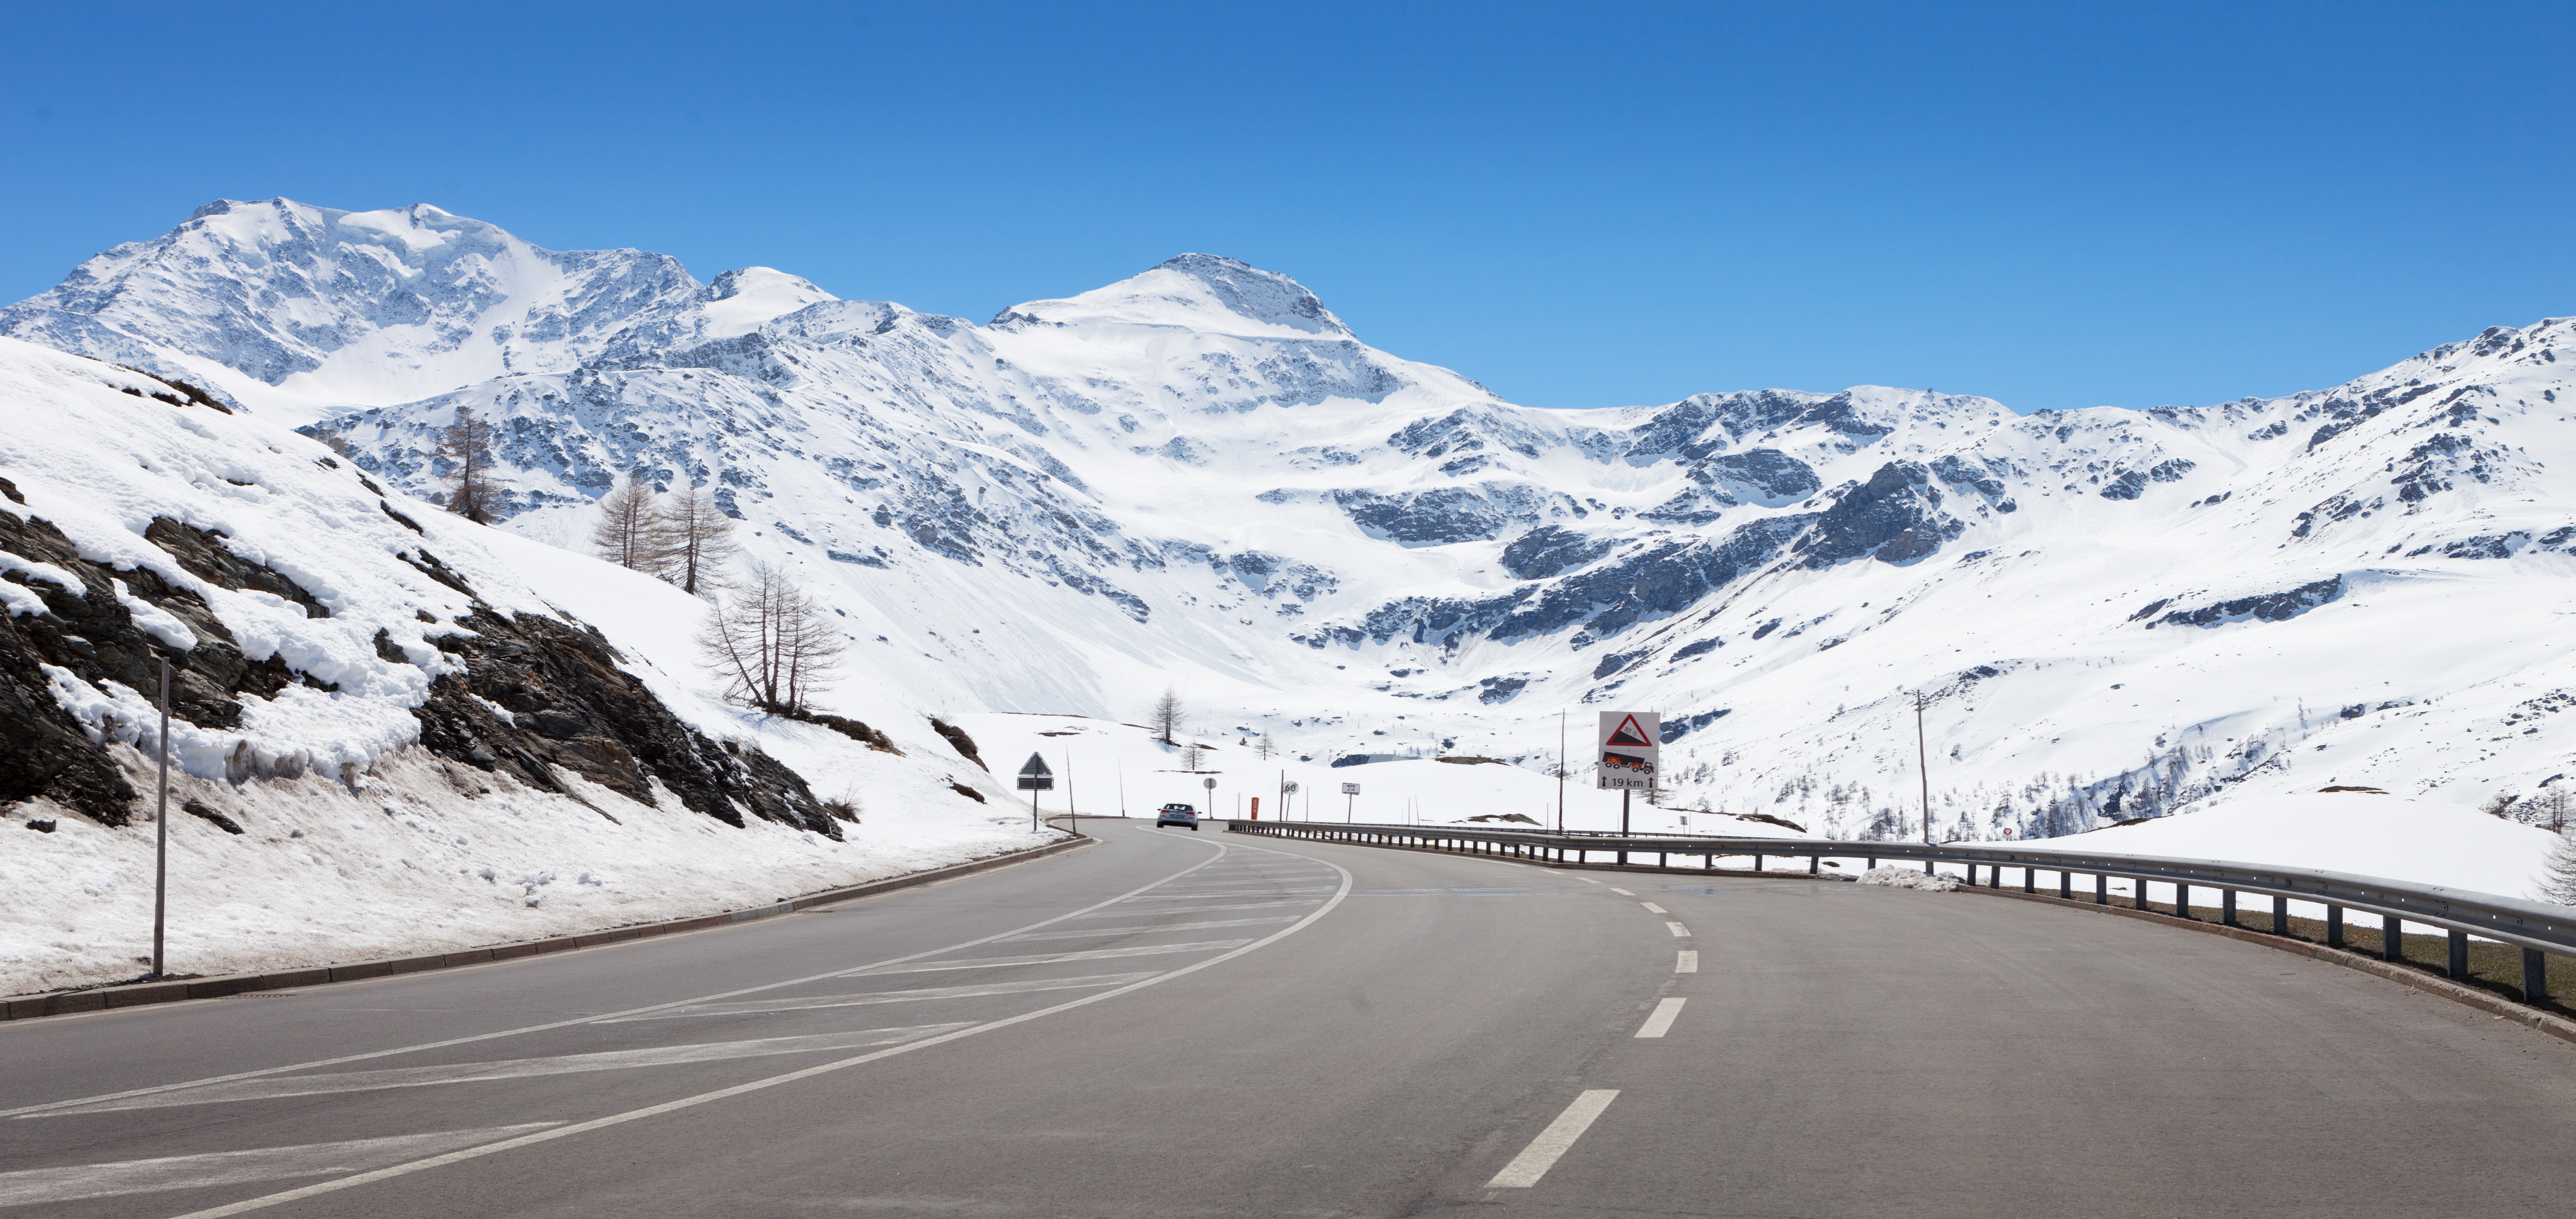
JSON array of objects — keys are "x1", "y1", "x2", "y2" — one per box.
[
  {"x1": 1556, "y1": 710, "x2": 1567, "y2": 832},
  {"x1": 151, "y1": 657, "x2": 170, "y2": 980},
  {"x1": 1915, "y1": 689, "x2": 1933, "y2": 845}
]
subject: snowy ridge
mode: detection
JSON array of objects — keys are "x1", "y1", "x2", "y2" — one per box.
[{"x1": 10, "y1": 199, "x2": 2576, "y2": 871}]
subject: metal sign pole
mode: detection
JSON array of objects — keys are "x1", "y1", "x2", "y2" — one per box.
[{"x1": 152, "y1": 656, "x2": 170, "y2": 980}]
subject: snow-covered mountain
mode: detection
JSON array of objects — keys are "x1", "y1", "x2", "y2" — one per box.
[{"x1": 11, "y1": 197, "x2": 2575, "y2": 852}]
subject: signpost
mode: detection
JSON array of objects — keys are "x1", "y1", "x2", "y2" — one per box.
[
  {"x1": 1017, "y1": 753, "x2": 1054, "y2": 834},
  {"x1": 1597, "y1": 712, "x2": 1660, "y2": 862},
  {"x1": 1341, "y1": 780, "x2": 1359, "y2": 822}
]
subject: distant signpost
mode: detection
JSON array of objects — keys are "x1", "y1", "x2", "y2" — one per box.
[
  {"x1": 1018, "y1": 753, "x2": 1054, "y2": 833},
  {"x1": 1341, "y1": 780, "x2": 1359, "y2": 823}
]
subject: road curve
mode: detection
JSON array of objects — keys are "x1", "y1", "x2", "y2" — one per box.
[{"x1": 4, "y1": 822, "x2": 2574, "y2": 1217}]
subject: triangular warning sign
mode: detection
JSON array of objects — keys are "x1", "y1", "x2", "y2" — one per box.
[
  {"x1": 1018, "y1": 753, "x2": 1053, "y2": 776},
  {"x1": 1605, "y1": 715, "x2": 1653, "y2": 748}
]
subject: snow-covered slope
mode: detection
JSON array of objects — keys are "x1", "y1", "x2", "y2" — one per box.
[
  {"x1": 0, "y1": 337, "x2": 1048, "y2": 992},
  {"x1": 11, "y1": 198, "x2": 2575, "y2": 902}
]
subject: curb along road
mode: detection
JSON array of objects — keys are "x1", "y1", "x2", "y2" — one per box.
[{"x1": 2, "y1": 833, "x2": 1095, "y2": 1024}]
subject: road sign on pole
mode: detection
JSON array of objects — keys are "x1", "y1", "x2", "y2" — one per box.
[
  {"x1": 1596, "y1": 712, "x2": 1660, "y2": 791},
  {"x1": 1341, "y1": 781, "x2": 1359, "y2": 822},
  {"x1": 1017, "y1": 752, "x2": 1054, "y2": 834}
]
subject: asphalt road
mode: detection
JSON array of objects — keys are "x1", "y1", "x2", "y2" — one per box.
[{"x1": 7, "y1": 822, "x2": 2576, "y2": 1218}]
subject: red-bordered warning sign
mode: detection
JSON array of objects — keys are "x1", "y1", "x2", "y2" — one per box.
[{"x1": 1596, "y1": 711, "x2": 1660, "y2": 790}]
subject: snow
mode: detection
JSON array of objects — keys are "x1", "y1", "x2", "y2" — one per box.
[
  {"x1": 0, "y1": 335, "x2": 1066, "y2": 994},
  {"x1": 9, "y1": 200, "x2": 2576, "y2": 990},
  {"x1": 2016, "y1": 790, "x2": 2565, "y2": 904}
]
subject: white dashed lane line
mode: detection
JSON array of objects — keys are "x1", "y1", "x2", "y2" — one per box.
[
  {"x1": 1666, "y1": 922, "x2": 1691, "y2": 938},
  {"x1": 1608, "y1": 888, "x2": 1635, "y2": 896},
  {"x1": 1487, "y1": 1090, "x2": 1621, "y2": 1189},
  {"x1": 1675, "y1": 951, "x2": 1698, "y2": 973},
  {"x1": 1634, "y1": 998, "x2": 1687, "y2": 1039},
  {"x1": 1639, "y1": 902, "x2": 1666, "y2": 914}
]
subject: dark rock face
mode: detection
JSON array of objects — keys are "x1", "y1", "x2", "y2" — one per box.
[
  {"x1": 1688, "y1": 449, "x2": 1820, "y2": 505},
  {"x1": 2, "y1": 501, "x2": 832, "y2": 836},
  {"x1": 419, "y1": 608, "x2": 838, "y2": 836},
  {"x1": 1663, "y1": 709, "x2": 1732, "y2": 740},
  {"x1": 1, "y1": 507, "x2": 314, "y2": 824},
  {"x1": 2140, "y1": 577, "x2": 2345, "y2": 629},
  {"x1": 1792, "y1": 462, "x2": 1960, "y2": 568},
  {"x1": 1501, "y1": 527, "x2": 1616, "y2": 581},
  {"x1": 930, "y1": 718, "x2": 985, "y2": 770},
  {"x1": 1332, "y1": 488, "x2": 1513, "y2": 546}
]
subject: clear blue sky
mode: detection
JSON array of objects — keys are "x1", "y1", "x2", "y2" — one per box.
[{"x1": 4, "y1": 2, "x2": 2567, "y2": 413}]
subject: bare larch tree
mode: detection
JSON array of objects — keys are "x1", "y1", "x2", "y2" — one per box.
[
  {"x1": 591, "y1": 475, "x2": 675, "y2": 574},
  {"x1": 1152, "y1": 687, "x2": 1182, "y2": 747},
  {"x1": 699, "y1": 561, "x2": 844, "y2": 716},
  {"x1": 658, "y1": 482, "x2": 738, "y2": 596},
  {"x1": 439, "y1": 406, "x2": 498, "y2": 523}
]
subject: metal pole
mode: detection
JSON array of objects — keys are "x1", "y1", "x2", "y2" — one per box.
[
  {"x1": 1029, "y1": 781, "x2": 1039, "y2": 834},
  {"x1": 152, "y1": 656, "x2": 171, "y2": 980},
  {"x1": 1915, "y1": 691, "x2": 1932, "y2": 844},
  {"x1": 1065, "y1": 749, "x2": 1076, "y2": 822},
  {"x1": 1556, "y1": 710, "x2": 1566, "y2": 832},
  {"x1": 1618, "y1": 789, "x2": 1630, "y2": 865}
]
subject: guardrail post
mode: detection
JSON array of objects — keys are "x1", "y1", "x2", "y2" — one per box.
[
  {"x1": 1988, "y1": 866, "x2": 2000, "y2": 890},
  {"x1": 1866, "y1": 856, "x2": 1876, "y2": 870},
  {"x1": 2023, "y1": 867, "x2": 2035, "y2": 894},
  {"x1": 2446, "y1": 930, "x2": 2469, "y2": 979},
  {"x1": 2222, "y1": 889, "x2": 2237, "y2": 927},
  {"x1": 2327, "y1": 906, "x2": 2344, "y2": 949},
  {"x1": 2058, "y1": 870, "x2": 2071, "y2": 900},
  {"x1": 2094, "y1": 873, "x2": 2107, "y2": 904},
  {"x1": 1965, "y1": 863, "x2": 1977, "y2": 886},
  {"x1": 2524, "y1": 949, "x2": 2548, "y2": 1003},
  {"x1": 2133, "y1": 878, "x2": 2149, "y2": 912},
  {"x1": 1750, "y1": 853, "x2": 1759, "y2": 872},
  {"x1": 1808, "y1": 855, "x2": 1820, "y2": 875},
  {"x1": 2381, "y1": 914, "x2": 2404, "y2": 963},
  {"x1": 2177, "y1": 884, "x2": 2191, "y2": 920},
  {"x1": 2272, "y1": 894, "x2": 2289, "y2": 936},
  {"x1": 1662, "y1": 852, "x2": 1671, "y2": 868}
]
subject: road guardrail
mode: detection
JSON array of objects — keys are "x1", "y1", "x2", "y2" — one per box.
[{"x1": 1225, "y1": 819, "x2": 2573, "y2": 1009}]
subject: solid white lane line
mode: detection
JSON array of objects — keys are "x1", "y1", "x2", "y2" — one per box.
[
  {"x1": 1676, "y1": 951, "x2": 1698, "y2": 974},
  {"x1": 1666, "y1": 922, "x2": 1692, "y2": 937},
  {"x1": 1639, "y1": 902, "x2": 1667, "y2": 914},
  {"x1": 1121, "y1": 888, "x2": 1338, "y2": 900},
  {"x1": 1634, "y1": 998, "x2": 1687, "y2": 1038},
  {"x1": 592, "y1": 974, "x2": 1160, "y2": 1022},
  {"x1": 1608, "y1": 888, "x2": 1635, "y2": 896},
  {"x1": 42, "y1": 1026, "x2": 975, "y2": 1116},
  {"x1": 1486, "y1": 1091, "x2": 1620, "y2": 1189},
  {"x1": 160, "y1": 846, "x2": 1358, "y2": 1219},
  {"x1": 6, "y1": 836, "x2": 1242, "y2": 1122},
  {"x1": 1001, "y1": 916, "x2": 1300, "y2": 942},
  {"x1": 0, "y1": 1124, "x2": 562, "y2": 1208},
  {"x1": 844, "y1": 940, "x2": 1253, "y2": 976}
]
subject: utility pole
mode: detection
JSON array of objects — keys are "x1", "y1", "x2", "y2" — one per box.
[
  {"x1": 1915, "y1": 689, "x2": 1933, "y2": 845},
  {"x1": 151, "y1": 657, "x2": 170, "y2": 980},
  {"x1": 1557, "y1": 710, "x2": 1567, "y2": 832}
]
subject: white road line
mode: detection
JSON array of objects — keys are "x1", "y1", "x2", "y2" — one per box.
[
  {"x1": 1000, "y1": 916, "x2": 1301, "y2": 942},
  {"x1": 40, "y1": 1025, "x2": 974, "y2": 1116},
  {"x1": 1575, "y1": 877, "x2": 1602, "y2": 884},
  {"x1": 1639, "y1": 902, "x2": 1667, "y2": 914},
  {"x1": 0, "y1": 1124, "x2": 562, "y2": 1208},
  {"x1": 592, "y1": 973, "x2": 1160, "y2": 1022},
  {"x1": 1120, "y1": 888, "x2": 1338, "y2": 900},
  {"x1": 1486, "y1": 1090, "x2": 1620, "y2": 1189},
  {"x1": 1666, "y1": 922, "x2": 1692, "y2": 937},
  {"x1": 844, "y1": 939, "x2": 1253, "y2": 976},
  {"x1": 5, "y1": 838, "x2": 1244, "y2": 1122},
  {"x1": 161, "y1": 849, "x2": 1359, "y2": 1219},
  {"x1": 1608, "y1": 888, "x2": 1635, "y2": 896},
  {"x1": 1675, "y1": 950, "x2": 1698, "y2": 974},
  {"x1": 1634, "y1": 998, "x2": 1687, "y2": 1038},
  {"x1": 1071, "y1": 898, "x2": 1320, "y2": 916}
]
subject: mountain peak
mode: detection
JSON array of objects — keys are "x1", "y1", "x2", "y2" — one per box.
[{"x1": 1003, "y1": 254, "x2": 1351, "y2": 340}]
